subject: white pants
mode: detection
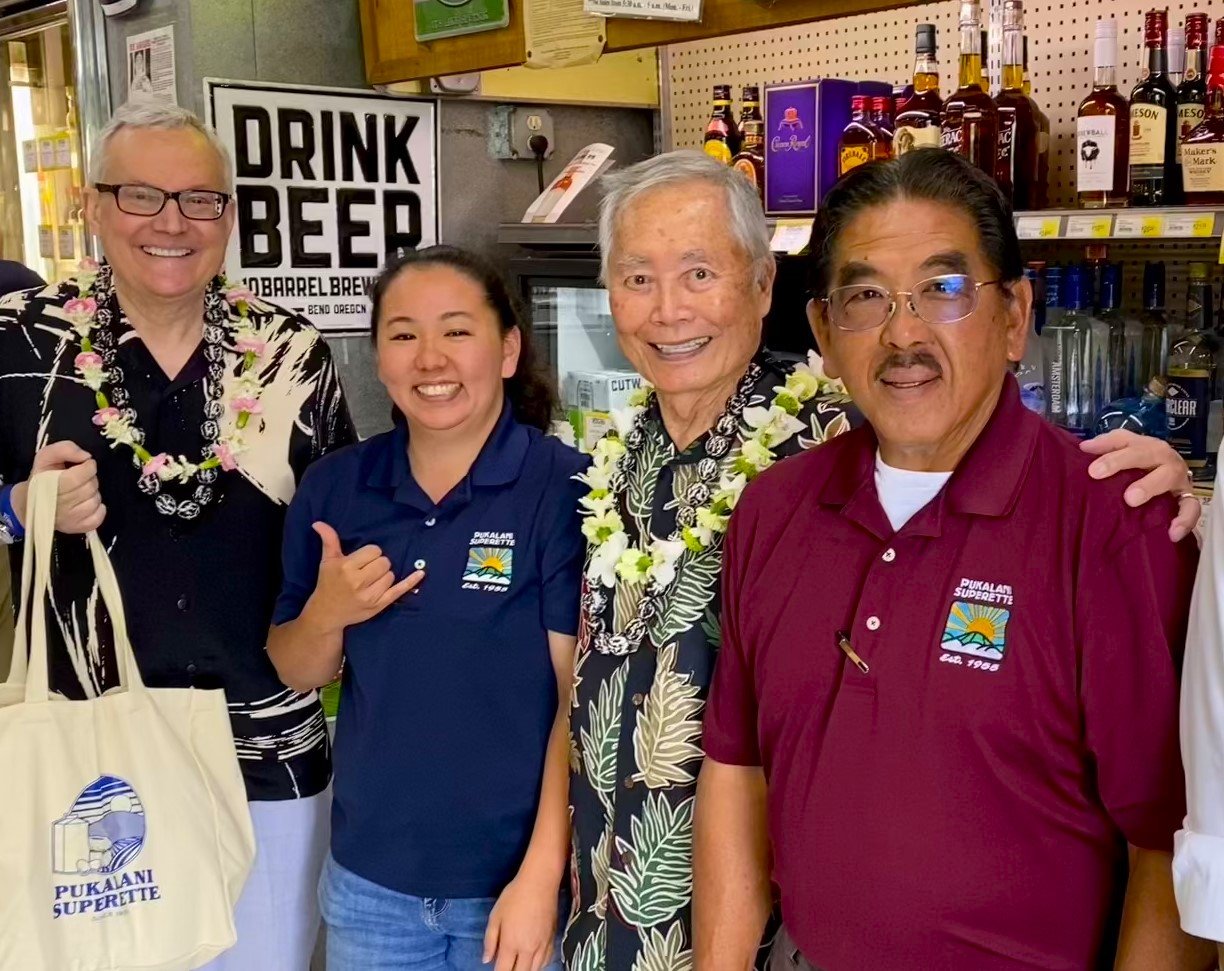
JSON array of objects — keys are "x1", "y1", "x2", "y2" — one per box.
[{"x1": 202, "y1": 789, "x2": 331, "y2": 971}]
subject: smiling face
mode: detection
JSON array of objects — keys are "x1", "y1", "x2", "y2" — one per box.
[
  {"x1": 375, "y1": 263, "x2": 520, "y2": 439},
  {"x1": 809, "y1": 197, "x2": 1030, "y2": 471},
  {"x1": 85, "y1": 126, "x2": 234, "y2": 303},
  {"x1": 605, "y1": 179, "x2": 773, "y2": 405}
]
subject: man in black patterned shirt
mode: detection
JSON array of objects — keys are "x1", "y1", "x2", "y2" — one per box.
[{"x1": 0, "y1": 103, "x2": 353, "y2": 970}]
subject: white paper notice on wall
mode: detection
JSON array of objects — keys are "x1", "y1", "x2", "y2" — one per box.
[
  {"x1": 205, "y1": 78, "x2": 440, "y2": 336},
  {"x1": 583, "y1": 0, "x2": 701, "y2": 22},
  {"x1": 126, "y1": 25, "x2": 176, "y2": 105}
]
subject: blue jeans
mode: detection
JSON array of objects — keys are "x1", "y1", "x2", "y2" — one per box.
[{"x1": 319, "y1": 855, "x2": 566, "y2": 970}]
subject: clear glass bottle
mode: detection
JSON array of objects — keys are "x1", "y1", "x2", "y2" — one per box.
[
  {"x1": 1138, "y1": 261, "x2": 1171, "y2": 389},
  {"x1": 1042, "y1": 265, "x2": 1075, "y2": 429},
  {"x1": 1017, "y1": 264, "x2": 1047, "y2": 415},
  {"x1": 1099, "y1": 262, "x2": 1142, "y2": 400}
]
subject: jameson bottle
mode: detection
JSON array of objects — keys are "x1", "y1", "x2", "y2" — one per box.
[
  {"x1": 895, "y1": 24, "x2": 942, "y2": 155},
  {"x1": 941, "y1": 0, "x2": 999, "y2": 177},
  {"x1": 1129, "y1": 9, "x2": 1184, "y2": 206},
  {"x1": 1176, "y1": 13, "x2": 1209, "y2": 165}
]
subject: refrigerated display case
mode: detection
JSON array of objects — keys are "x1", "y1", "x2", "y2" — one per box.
[
  {"x1": 500, "y1": 221, "x2": 820, "y2": 449},
  {"x1": 0, "y1": 5, "x2": 89, "y2": 285}
]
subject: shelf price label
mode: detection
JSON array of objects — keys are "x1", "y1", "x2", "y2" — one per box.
[
  {"x1": 1066, "y1": 215, "x2": 1113, "y2": 238},
  {"x1": 769, "y1": 219, "x2": 814, "y2": 255},
  {"x1": 1115, "y1": 213, "x2": 1166, "y2": 237},
  {"x1": 1165, "y1": 213, "x2": 1215, "y2": 237},
  {"x1": 1016, "y1": 216, "x2": 1061, "y2": 240}
]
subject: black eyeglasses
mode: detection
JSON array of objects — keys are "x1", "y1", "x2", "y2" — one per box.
[
  {"x1": 95, "y1": 183, "x2": 231, "y2": 221},
  {"x1": 821, "y1": 273, "x2": 1003, "y2": 332}
]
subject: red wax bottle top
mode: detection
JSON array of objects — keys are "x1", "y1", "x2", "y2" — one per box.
[
  {"x1": 1187, "y1": 12, "x2": 1209, "y2": 47},
  {"x1": 1145, "y1": 8, "x2": 1168, "y2": 46},
  {"x1": 851, "y1": 95, "x2": 869, "y2": 111}
]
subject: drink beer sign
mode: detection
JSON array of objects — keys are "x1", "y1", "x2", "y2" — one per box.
[{"x1": 206, "y1": 79, "x2": 439, "y2": 334}]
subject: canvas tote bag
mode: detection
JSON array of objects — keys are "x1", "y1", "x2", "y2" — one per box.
[{"x1": 0, "y1": 471, "x2": 255, "y2": 970}]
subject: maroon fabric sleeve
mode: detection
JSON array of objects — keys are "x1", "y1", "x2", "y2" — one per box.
[{"x1": 1079, "y1": 519, "x2": 1197, "y2": 852}]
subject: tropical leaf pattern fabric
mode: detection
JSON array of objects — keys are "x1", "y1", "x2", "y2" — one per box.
[{"x1": 565, "y1": 353, "x2": 856, "y2": 968}]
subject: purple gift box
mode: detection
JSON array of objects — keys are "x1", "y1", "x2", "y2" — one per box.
[{"x1": 764, "y1": 79, "x2": 893, "y2": 215}]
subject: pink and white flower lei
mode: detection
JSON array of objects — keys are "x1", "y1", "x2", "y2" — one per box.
[{"x1": 69, "y1": 262, "x2": 272, "y2": 478}]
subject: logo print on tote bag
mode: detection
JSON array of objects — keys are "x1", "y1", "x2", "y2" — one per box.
[{"x1": 52, "y1": 775, "x2": 146, "y2": 875}]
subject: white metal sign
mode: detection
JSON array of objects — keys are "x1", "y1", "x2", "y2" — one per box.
[
  {"x1": 205, "y1": 79, "x2": 439, "y2": 335},
  {"x1": 582, "y1": 0, "x2": 701, "y2": 22}
]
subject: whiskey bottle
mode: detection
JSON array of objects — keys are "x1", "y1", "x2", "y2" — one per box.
[
  {"x1": 1167, "y1": 262, "x2": 1216, "y2": 469},
  {"x1": 731, "y1": 84, "x2": 766, "y2": 200},
  {"x1": 1177, "y1": 14, "x2": 1209, "y2": 167},
  {"x1": 839, "y1": 95, "x2": 878, "y2": 175},
  {"x1": 702, "y1": 85, "x2": 740, "y2": 165},
  {"x1": 1181, "y1": 44, "x2": 1224, "y2": 204},
  {"x1": 894, "y1": 24, "x2": 942, "y2": 156},
  {"x1": 1170, "y1": 22, "x2": 1187, "y2": 89},
  {"x1": 870, "y1": 96, "x2": 895, "y2": 160},
  {"x1": 1078, "y1": 20, "x2": 1130, "y2": 208},
  {"x1": 996, "y1": 0, "x2": 1047, "y2": 210},
  {"x1": 1129, "y1": 9, "x2": 1183, "y2": 206},
  {"x1": 941, "y1": 0, "x2": 998, "y2": 177}
]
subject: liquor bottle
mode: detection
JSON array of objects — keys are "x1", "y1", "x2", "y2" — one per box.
[
  {"x1": 839, "y1": 95, "x2": 878, "y2": 175},
  {"x1": 1067, "y1": 264, "x2": 1112, "y2": 434},
  {"x1": 1017, "y1": 264, "x2": 1047, "y2": 414},
  {"x1": 996, "y1": 0, "x2": 1046, "y2": 210},
  {"x1": 1170, "y1": 23, "x2": 1187, "y2": 89},
  {"x1": 1167, "y1": 265, "x2": 1216, "y2": 470},
  {"x1": 1042, "y1": 265, "x2": 1074, "y2": 428},
  {"x1": 1022, "y1": 35, "x2": 1032, "y2": 97},
  {"x1": 1077, "y1": 20, "x2": 1130, "y2": 208},
  {"x1": 1096, "y1": 378, "x2": 1168, "y2": 437},
  {"x1": 731, "y1": 84, "x2": 766, "y2": 200},
  {"x1": 871, "y1": 96, "x2": 895, "y2": 159},
  {"x1": 941, "y1": 0, "x2": 999, "y2": 177},
  {"x1": 1099, "y1": 262, "x2": 1142, "y2": 399},
  {"x1": 703, "y1": 85, "x2": 740, "y2": 165},
  {"x1": 1181, "y1": 44, "x2": 1224, "y2": 204},
  {"x1": 1129, "y1": 9, "x2": 1183, "y2": 206},
  {"x1": 894, "y1": 24, "x2": 942, "y2": 156},
  {"x1": 1139, "y1": 261, "x2": 1171, "y2": 387},
  {"x1": 1177, "y1": 13, "x2": 1209, "y2": 169},
  {"x1": 892, "y1": 85, "x2": 912, "y2": 119}
]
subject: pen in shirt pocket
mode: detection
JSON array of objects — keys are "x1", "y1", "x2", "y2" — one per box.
[{"x1": 836, "y1": 630, "x2": 870, "y2": 675}]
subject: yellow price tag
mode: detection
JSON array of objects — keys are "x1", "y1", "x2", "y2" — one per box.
[
  {"x1": 1140, "y1": 215, "x2": 1165, "y2": 237},
  {"x1": 1193, "y1": 215, "x2": 1215, "y2": 236},
  {"x1": 1067, "y1": 215, "x2": 1113, "y2": 238},
  {"x1": 1217, "y1": 231, "x2": 1224, "y2": 265},
  {"x1": 1038, "y1": 217, "x2": 1060, "y2": 238}
]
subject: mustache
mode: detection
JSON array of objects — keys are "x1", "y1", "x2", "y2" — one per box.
[{"x1": 875, "y1": 351, "x2": 943, "y2": 381}]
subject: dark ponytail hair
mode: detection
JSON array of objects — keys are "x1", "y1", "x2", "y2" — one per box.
[{"x1": 369, "y1": 245, "x2": 557, "y2": 431}]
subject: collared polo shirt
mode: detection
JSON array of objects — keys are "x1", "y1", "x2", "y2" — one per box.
[
  {"x1": 705, "y1": 378, "x2": 1195, "y2": 971},
  {"x1": 274, "y1": 404, "x2": 588, "y2": 898}
]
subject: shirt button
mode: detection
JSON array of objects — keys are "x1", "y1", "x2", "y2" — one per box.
[
  {"x1": 632, "y1": 693, "x2": 645, "y2": 707},
  {"x1": 185, "y1": 662, "x2": 197, "y2": 675},
  {"x1": 424, "y1": 517, "x2": 436, "y2": 527},
  {"x1": 414, "y1": 559, "x2": 426, "y2": 570},
  {"x1": 623, "y1": 776, "x2": 635, "y2": 789},
  {"x1": 866, "y1": 616, "x2": 881, "y2": 631},
  {"x1": 176, "y1": 595, "x2": 189, "y2": 611},
  {"x1": 882, "y1": 548, "x2": 896, "y2": 562}
]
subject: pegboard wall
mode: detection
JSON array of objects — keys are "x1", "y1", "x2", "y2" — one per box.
[{"x1": 665, "y1": 0, "x2": 1214, "y2": 211}]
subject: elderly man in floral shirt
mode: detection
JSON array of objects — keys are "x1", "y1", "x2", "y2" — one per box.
[{"x1": 564, "y1": 150, "x2": 1200, "y2": 971}]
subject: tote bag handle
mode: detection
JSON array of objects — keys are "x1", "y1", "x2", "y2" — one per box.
[{"x1": 10, "y1": 471, "x2": 146, "y2": 703}]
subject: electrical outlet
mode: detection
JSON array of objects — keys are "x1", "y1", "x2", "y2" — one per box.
[{"x1": 509, "y1": 107, "x2": 555, "y2": 160}]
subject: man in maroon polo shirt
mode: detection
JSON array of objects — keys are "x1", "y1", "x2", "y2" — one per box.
[{"x1": 692, "y1": 150, "x2": 1211, "y2": 971}]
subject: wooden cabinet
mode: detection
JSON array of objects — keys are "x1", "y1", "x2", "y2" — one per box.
[{"x1": 360, "y1": 0, "x2": 912, "y2": 86}]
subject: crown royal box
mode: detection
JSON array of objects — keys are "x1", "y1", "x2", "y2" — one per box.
[{"x1": 764, "y1": 79, "x2": 892, "y2": 216}]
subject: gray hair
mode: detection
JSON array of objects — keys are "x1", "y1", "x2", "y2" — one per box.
[
  {"x1": 88, "y1": 101, "x2": 234, "y2": 192},
  {"x1": 597, "y1": 150, "x2": 772, "y2": 286}
]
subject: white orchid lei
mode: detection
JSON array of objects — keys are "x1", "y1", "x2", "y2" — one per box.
[
  {"x1": 66, "y1": 259, "x2": 270, "y2": 485},
  {"x1": 578, "y1": 351, "x2": 845, "y2": 592}
]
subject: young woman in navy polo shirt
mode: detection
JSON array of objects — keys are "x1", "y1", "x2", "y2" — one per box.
[{"x1": 267, "y1": 246, "x2": 587, "y2": 970}]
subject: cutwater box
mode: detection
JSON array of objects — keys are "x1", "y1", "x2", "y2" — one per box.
[
  {"x1": 565, "y1": 369, "x2": 644, "y2": 413},
  {"x1": 764, "y1": 79, "x2": 893, "y2": 215}
]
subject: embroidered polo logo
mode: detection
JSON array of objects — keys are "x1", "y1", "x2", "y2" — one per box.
[
  {"x1": 463, "y1": 531, "x2": 516, "y2": 592},
  {"x1": 940, "y1": 601, "x2": 1010, "y2": 672}
]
